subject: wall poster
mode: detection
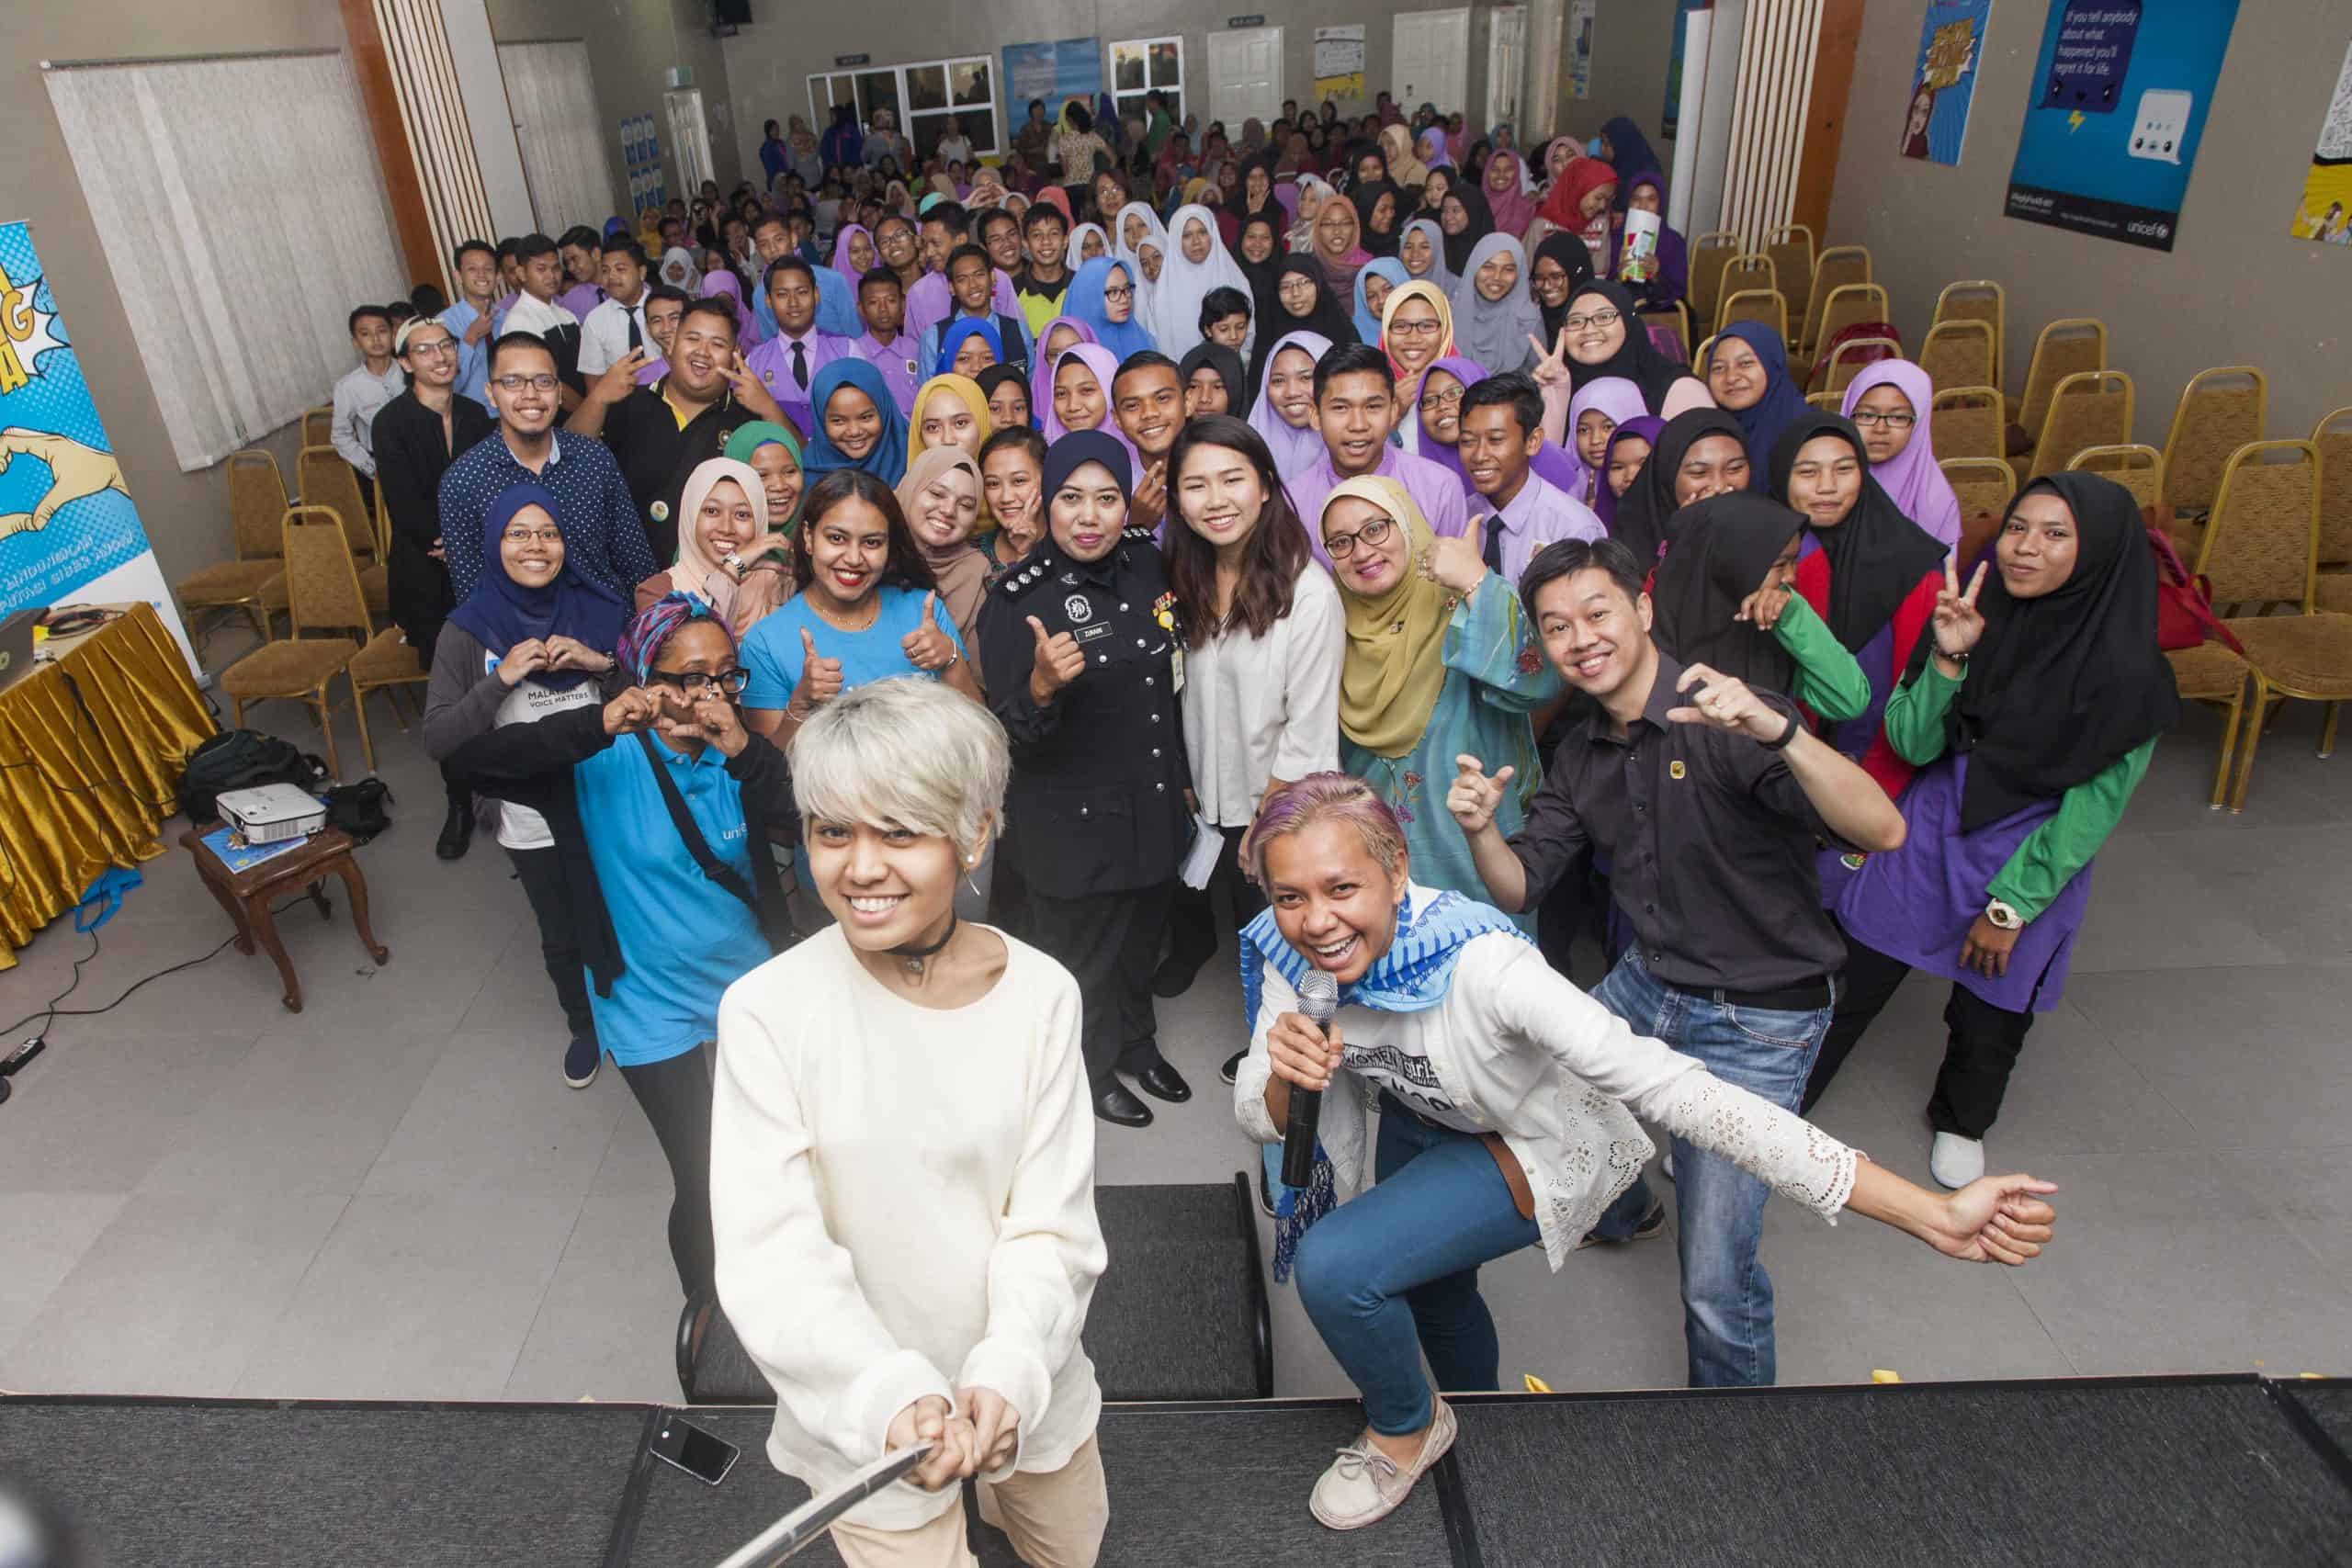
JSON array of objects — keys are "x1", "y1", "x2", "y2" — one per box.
[
  {"x1": 2290, "y1": 39, "x2": 2352, "y2": 244},
  {"x1": 1314, "y1": 26, "x2": 1366, "y2": 107},
  {"x1": 2004, "y1": 0, "x2": 2242, "y2": 252},
  {"x1": 1901, "y1": 1, "x2": 1992, "y2": 165},
  {"x1": 1568, "y1": 1, "x2": 1596, "y2": 100}
]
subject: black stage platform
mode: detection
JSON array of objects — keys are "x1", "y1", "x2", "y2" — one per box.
[{"x1": 3, "y1": 1376, "x2": 2347, "y2": 1565}]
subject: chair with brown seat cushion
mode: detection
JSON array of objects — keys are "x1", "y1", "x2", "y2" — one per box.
[
  {"x1": 1932, "y1": 280, "x2": 2006, "y2": 390},
  {"x1": 1795, "y1": 245, "x2": 1871, "y2": 358},
  {"x1": 297, "y1": 445, "x2": 388, "y2": 621},
  {"x1": 1764, "y1": 225, "x2": 1815, "y2": 324},
  {"x1": 2023, "y1": 369, "x2": 2133, "y2": 485},
  {"x1": 2007, "y1": 319, "x2": 2105, "y2": 452},
  {"x1": 300, "y1": 404, "x2": 334, "y2": 450},
  {"x1": 1918, "y1": 318, "x2": 1995, "y2": 393},
  {"x1": 2190, "y1": 440, "x2": 2352, "y2": 807},
  {"x1": 218, "y1": 506, "x2": 367, "y2": 779},
  {"x1": 2314, "y1": 405, "x2": 2352, "y2": 571},
  {"x1": 1713, "y1": 288, "x2": 1788, "y2": 345},
  {"x1": 1930, "y1": 387, "x2": 2005, "y2": 463},
  {"x1": 1687, "y1": 231, "x2": 1742, "y2": 333},
  {"x1": 2160, "y1": 367, "x2": 2266, "y2": 519},
  {"x1": 1806, "y1": 283, "x2": 1890, "y2": 373},
  {"x1": 1939, "y1": 457, "x2": 2015, "y2": 568},
  {"x1": 176, "y1": 450, "x2": 290, "y2": 646},
  {"x1": 348, "y1": 628, "x2": 433, "y2": 773}
]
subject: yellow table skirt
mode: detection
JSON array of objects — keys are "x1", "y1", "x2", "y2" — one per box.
[{"x1": 0, "y1": 604, "x2": 215, "y2": 969}]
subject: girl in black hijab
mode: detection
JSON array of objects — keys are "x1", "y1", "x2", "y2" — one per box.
[
  {"x1": 1648, "y1": 492, "x2": 1871, "y2": 717},
  {"x1": 1178, "y1": 341, "x2": 1250, "y2": 416},
  {"x1": 1235, "y1": 210, "x2": 1287, "y2": 328},
  {"x1": 1811, "y1": 472, "x2": 2178, "y2": 1188},
  {"x1": 1555, "y1": 279, "x2": 1705, "y2": 413},
  {"x1": 1530, "y1": 231, "x2": 1597, "y2": 347},
  {"x1": 1771, "y1": 412, "x2": 1951, "y2": 800},
  {"x1": 1605, "y1": 406, "x2": 1749, "y2": 569},
  {"x1": 1247, "y1": 255, "x2": 1359, "y2": 391},
  {"x1": 1438, "y1": 186, "x2": 1495, "y2": 276},
  {"x1": 1351, "y1": 179, "x2": 1404, "y2": 258}
]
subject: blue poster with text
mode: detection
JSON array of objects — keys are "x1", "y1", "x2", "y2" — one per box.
[{"x1": 2005, "y1": 0, "x2": 2241, "y2": 250}]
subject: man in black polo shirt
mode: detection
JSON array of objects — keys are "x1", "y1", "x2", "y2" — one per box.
[
  {"x1": 569, "y1": 295, "x2": 789, "y2": 564},
  {"x1": 1448, "y1": 537, "x2": 1905, "y2": 1391}
]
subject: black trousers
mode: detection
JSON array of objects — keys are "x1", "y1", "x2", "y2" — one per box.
[
  {"x1": 506, "y1": 845, "x2": 596, "y2": 1046},
  {"x1": 1807, "y1": 933, "x2": 2038, "y2": 1138},
  {"x1": 619, "y1": 1045, "x2": 714, "y2": 1299},
  {"x1": 1027, "y1": 882, "x2": 1173, "y2": 1088},
  {"x1": 1165, "y1": 823, "x2": 1263, "y2": 974}
]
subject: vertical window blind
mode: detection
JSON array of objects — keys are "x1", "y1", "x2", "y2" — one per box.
[{"x1": 496, "y1": 39, "x2": 618, "y2": 235}]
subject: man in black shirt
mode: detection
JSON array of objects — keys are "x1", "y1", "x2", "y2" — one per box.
[
  {"x1": 569, "y1": 296, "x2": 789, "y2": 563},
  {"x1": 1449, "y1": 537, "x2": 1904, "y2": 1390}
]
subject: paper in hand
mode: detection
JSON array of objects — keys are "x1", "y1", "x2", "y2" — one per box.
[{"x1": 1179, "y1": 811, "x2": 1224, "y2": 890}]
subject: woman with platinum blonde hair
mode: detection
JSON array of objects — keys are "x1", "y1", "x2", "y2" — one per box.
[{"x1": 711, "y1": 676, "x2": 1110, "y2": 1568}]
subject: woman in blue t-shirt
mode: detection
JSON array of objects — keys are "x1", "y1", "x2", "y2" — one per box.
[{"x1": 741, "y1": 469, "x2": 983, "y2": 750}]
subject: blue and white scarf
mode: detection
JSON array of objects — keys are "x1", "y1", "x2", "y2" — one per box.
[{"x1": 1237, "y1": 886, "x2": 1534, "y2": 1281}]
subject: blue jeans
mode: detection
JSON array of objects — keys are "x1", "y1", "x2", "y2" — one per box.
[
  {"x1": 1292, "y1": 1093, "x2": 1542, "y2": 1435},
  {"x1": 1589, "y1": 950, "x2": 1832, "y2": 1388}
]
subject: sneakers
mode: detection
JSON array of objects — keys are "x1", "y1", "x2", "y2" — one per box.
[
  {"x1": 1574, "y1": 1198, "x2": 1667, "y2": 1250},
  {"x1": 563, "y1": 1037, "x2": 600, "y2": 1089},
  {"x1": 1220, "y1": 1050, "x2": 1244, "y2": 1086},
  {"x1": 1929, "y1": 1131, "x2": 1984, "y2": 1190},
  {"x1": 1310, "y1": 1397, "x2": 1457, "y2": 1531}
]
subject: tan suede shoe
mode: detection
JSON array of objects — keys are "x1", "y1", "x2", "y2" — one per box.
[{"x1": 1308, "y1": 1395, "x2": 1457, "y2": 1531}]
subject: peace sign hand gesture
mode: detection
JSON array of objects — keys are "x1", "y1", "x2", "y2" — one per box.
[
  {"x1": 1932, "y1": 554, "x2": 1989, "y2": 662},
  {"x1": 1525, "y1": 327, "x2": 1572, "y2": 390}
]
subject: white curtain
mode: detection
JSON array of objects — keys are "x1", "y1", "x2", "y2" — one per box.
[
  {"x1": 44, "y1": 52, "x2": 407, "y2": 472},
  {"x1": 497, "y1": 40, "x2": 617, "y2": 235}
]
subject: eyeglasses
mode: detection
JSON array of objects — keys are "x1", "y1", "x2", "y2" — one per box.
[
  {"x1": 1562, "y1": 309, "x2": 1623, "y2": 333},
  {"x1": 1102, "y1": 286, "x2": 1134, "y2": 302},
  {"x1": 405, "y1": 337, "x2": 456, "y2": 357},
  {"x1": 1419, "y1": 386, "x2": 1465, "y2": 412},
  {"x1": 501, "y1": 527, "x2": 563, "y2": 545},
  {"x1": 647, "y1": 667, "x2": 751, "y2": 697},
  {"x1": 1389, "y1": 319, "x2": 1443, "y2": 338},
  {"x1": 1323, "y1": 515, "x2": 1396, "y2": 558},
  {"x1": 493, "y1": 373, "x2": 560, "y2": 392},
  {"x1": 1849, "y1": 410, "x2": 1917, "y2": 430}
]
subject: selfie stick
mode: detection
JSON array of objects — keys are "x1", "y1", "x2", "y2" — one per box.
[{"x1": 713, "y1": 1444, "x2": 936, "y2": 1567}]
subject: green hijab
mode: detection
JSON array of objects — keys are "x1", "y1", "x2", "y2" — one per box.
[{"x1": 720, "y1": 421, "x2": 806, "y2": 531}]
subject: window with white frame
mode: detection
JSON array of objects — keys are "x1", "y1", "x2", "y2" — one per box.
[
  {"x1": 43, "y1": 51, "x2": 405, "y2": 470},
  {"x1": 806, "y1": 54, "x2": 997, "y2": 170},
  {"x1": 1108, "y1": 38, "x2": 1184, "y2": 130}
]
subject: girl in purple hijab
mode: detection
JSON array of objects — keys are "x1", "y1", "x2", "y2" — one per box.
[
  {"x1": 699, "y1": 267, "x2": 762, "y2": 348},
  {"x1": 1036, "y1": 342, "x2": 1141, "y2": 479},
  {"x1": 1414, "y1": 355, "x2": 1580, "y2": 493},
  {"x1": 1592, "y1": 414, "x2": 1664, "y2": 533},
  {"x1": 1245, "y1": 329, "x2": 1333, "y2": 474},
  {"x1": 1562, "y1": 377, "x2": 1648, "y2": 510},
  {"x1": 1839, "y1": 359, "x2": 1963, "y2": 549}
]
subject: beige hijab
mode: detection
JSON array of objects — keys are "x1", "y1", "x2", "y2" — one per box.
[
  {"x1": 670, "y1": 457, "x2": 789, "y2": 637},
  {"x1": 894, "y1": 446, "x2": 991, "y2": 644},
  {"x1": 1381, "y1": 123, "x2": 1430, "y2": 188}
]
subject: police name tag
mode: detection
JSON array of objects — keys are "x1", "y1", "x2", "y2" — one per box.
[{"x1": 1073, "y1": 622, "x2": 1114, "y2": 645}]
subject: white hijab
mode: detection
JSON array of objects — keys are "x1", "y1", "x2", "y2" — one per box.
[
  {"x1": 1150, "y1": 203, "x2": 1257, "y2": 359},
  {"x1": 1113, "y1": 202, "x2": 1170, "y2": 333}
]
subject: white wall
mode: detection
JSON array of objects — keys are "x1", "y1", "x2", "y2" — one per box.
[{"x1": 439, "y1": 0, "x2": 538, "y2": 238}]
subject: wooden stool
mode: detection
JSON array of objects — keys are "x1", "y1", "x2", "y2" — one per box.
[{"x1": 180, "y1": 824, "x2": 389, "y2": 1012}]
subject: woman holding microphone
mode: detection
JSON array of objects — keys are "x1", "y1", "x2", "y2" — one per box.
[{"x1": 1232, "y1": 772, "x2": 2060, "y2": 1534}]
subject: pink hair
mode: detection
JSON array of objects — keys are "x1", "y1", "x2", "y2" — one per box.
[{"x1": 1248, "y1": 772, "x2": 1408, "y2": 885}]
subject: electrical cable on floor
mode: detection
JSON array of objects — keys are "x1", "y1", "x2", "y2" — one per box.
[{"x1": 0, "y1": 889, "x2": 320, "y2": 1106}]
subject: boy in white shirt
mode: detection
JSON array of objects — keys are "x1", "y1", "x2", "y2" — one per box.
[{"x1": 329, "y1": 304, "x2": 404, "y2": 491}]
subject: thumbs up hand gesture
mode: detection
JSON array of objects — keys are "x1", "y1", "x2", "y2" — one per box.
[
  {"x1": 1025, "y1": 614, "x2": 1085, "y2": 705},
  {"x1": 900, "y1": 592, "x2": 959, "y2": 672},
  {"x1": 787, "y1": 626, "x2": 844, "y2": 719}
]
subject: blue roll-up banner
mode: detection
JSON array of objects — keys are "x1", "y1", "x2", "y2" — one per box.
[
  {"x1": 2004, "y1": 0, "x2": 2242, "y2": 251},
  {"x1": 0, "y1": 220, "x2": 194, "y2": 667}
]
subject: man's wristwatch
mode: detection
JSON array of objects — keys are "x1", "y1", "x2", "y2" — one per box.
[{"x1": 1984, "y1": 897, "x2": 2024, "y2": 931}]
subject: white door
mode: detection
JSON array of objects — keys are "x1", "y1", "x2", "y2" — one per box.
[
  {"x1": 1391, "y1": 8, "x2": 1470, "y2": 118},
  {"x1": 1486, "y1": 6, "x2": 1527, "y2": 130},
  {"x1": 1206, "y1": 28, "x2": 1283, "y2": 130},
  {"x1": 665, "y1": 87, "x2": 714, "y2": 196}
]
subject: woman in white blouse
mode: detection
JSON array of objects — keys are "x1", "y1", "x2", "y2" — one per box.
[
  {"x1": 1156, "y1": 417, "x2": 1344, "y2": 1063},
  {"x1": 1233, "y1": 773, "x2": 2060, "y2": 1535},
  {"x1": 711, "y1": 677, "x2": 1108, "y2": 1568}
]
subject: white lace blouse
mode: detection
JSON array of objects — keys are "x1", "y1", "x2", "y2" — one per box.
[{"x1": 1231, "y1": 888, "x2": 1860, "y2": 1269}]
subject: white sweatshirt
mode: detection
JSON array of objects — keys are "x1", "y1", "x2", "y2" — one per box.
[{"x1": 711, "y1": 924, "x2": 1105, "y2": 1531}]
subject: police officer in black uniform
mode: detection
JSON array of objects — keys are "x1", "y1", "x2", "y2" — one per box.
[{"x1": 978, "y1": 429, "x2": 1194, "y2": 1128}]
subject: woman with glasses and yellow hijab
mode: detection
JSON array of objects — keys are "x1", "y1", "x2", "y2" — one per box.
[{"x1": 1318, "y1": 477, "x2": 1556, "y2": 931}]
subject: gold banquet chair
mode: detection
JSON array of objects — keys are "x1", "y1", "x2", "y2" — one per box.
[
  {"x1": 218, "y1": 507, "x2": 366, "y2": 781},
  {"x1": 175, "y1": 449, "x2": 289, "y2": 648}
]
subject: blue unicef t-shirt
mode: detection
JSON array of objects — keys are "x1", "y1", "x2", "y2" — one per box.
[{"x1": 740, "y1": 584, "x2": 965, "y2": 711}]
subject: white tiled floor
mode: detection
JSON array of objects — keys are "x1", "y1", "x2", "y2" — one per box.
[{"x1": 2, "y1": 678, "x2": 2346, "y2": 1404}]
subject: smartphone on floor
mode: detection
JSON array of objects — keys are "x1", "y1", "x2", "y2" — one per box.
[{"x1": 650, "y1": 1413, "x2": 740, "y2": 1486}]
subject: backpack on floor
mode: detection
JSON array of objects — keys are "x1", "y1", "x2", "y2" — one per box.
[{"x1": 179, "y1": 729, "x2": 329, "y2": 824}]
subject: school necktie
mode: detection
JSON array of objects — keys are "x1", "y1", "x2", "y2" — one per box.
[
  {"x1": 626, "y1": 307, "x2": 642, "y2": 352},
  {"x1": 791, "y1": 339, "x2": 809, "y2": 391},
  {"x1": 1482, "y1": 515, "x2": 1506, "y2": 576}
]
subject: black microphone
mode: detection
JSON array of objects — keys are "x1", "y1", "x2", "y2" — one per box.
[{"x1": 1282, "y1": 969, "x2": 1340, "y2": 1189}]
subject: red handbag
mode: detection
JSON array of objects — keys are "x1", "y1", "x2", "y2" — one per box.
[{"x1": 2145, "y1": 522, "x2": 2243, "y2": 654}]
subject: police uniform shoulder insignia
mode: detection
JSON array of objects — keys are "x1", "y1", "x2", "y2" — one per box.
[{"x1": 1122, "y1": 525, "x2": 1155, "y2": 543}]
